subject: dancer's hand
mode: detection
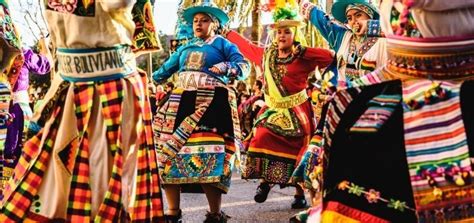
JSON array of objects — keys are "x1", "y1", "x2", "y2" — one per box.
[{"x1": 209, "y1": 66, "x2": 224, "y2": 75}]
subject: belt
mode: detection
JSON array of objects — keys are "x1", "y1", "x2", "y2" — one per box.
[
  {"x1": 177, "y1": 71, "x2": 225, "y2": 90},
  {"x1": 56, "y1": 45, "x2": 136, "y2": 82},
  {"x1": 265, "y1": 89, "x2": 308, "y2": 109}
]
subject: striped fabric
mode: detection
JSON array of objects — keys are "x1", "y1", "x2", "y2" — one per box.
[
  {"x1": 402, "y1": 80, "x2": 474, "y2": 221},
  {"x1": 291, "y1": 134, "x2": 323, "y2": 190},
  {"x1": 351, "y1": 68, "x2": 390, "y2": 88},
  {"x1": 350, "y1": 94, "x2": 401, "y2": 133},
  {"x1": 161, "y1": 132, "x2": 235, "y2": 193},
  {"x1": 161, "y1": 88, "x2": 214, "y2": 157},
  {"x1": 322, "y1": 201, "x2": 390, "y2": 223},
  {"x1": 154, "y1": 89, "x2": 182, "y2": 136},
  {"x1": 360, "y1": 59, "x2": 377, "y2": 72},
  {"x1": 323, "y1": 88, "x2": 361, "y2": 148}
]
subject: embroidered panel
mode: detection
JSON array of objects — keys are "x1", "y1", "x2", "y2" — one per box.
[{"x1": 46, "y1": 0, "x2": 95, "y2": 17}]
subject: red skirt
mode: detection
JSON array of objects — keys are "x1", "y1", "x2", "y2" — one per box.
[{"x1": 242, "y1": 101, "x2": 314, "y2": 185}]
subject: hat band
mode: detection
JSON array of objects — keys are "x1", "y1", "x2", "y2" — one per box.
[
  {"x1": 345, "y1": 3, "x2": 374, "y2": 19},
  {"x1": 384, "y1": 38, "x2": 474, "y2": 80}
]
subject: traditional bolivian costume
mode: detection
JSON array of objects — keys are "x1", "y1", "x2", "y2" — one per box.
[
  {"x1": 153, "y1": 2, "x2": 250, "y2": 193},
  {"x1": 305, "y1": 0, "x2": 474, "y2": 222},
  {"x1": 226, "y1": 14, "x2": 334, "y2": 185},
  {"x1": 0, "y1": 1, "x2": 164, "y2": 221},
  {"x1": 300, "y1": 0, "x2": 386, "y2": 88}
]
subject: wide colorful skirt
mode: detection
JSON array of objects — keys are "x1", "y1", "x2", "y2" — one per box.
[
  {"x1": 242, "y1": 101, "x2": 314, "y2": 185},
  {"x1": 0, "y1": 71, "x2": 164, "y2": 222},
  {"x1": 154, "y1": 86, "x2": 241, "y2": 193}
]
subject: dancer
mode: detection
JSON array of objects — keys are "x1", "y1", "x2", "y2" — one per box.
[
  {"x1": 301, "y1": 0, "x2": 474, "y2": 222},
  {"x1": 0, "y1": 0, "x2": 23, "y2": 198},
  {"x1": 0, "y1": 1, "x2": 164, "y2": 221},
  {"x1": 223, "y1": 4, "x2": 334, "y2": 208},
  {"x1": 299, "y1": 0, "x2": 386, "y2": 88},
  {"x1": 3, "y1": 40, "x2": 51, "y2": 189},
  {"x1": 153, "y1": 1, "x2": 249, "y2": 222}
]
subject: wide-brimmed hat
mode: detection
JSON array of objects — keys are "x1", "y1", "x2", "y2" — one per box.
[
  {"x1": 182, "y1": 1, "x2": 229, "y2": 26},
  {"x1": 331, "y1": 0, "x2": 379, "y2": 23},
  {"x1": 270, "y1": 7, "x2": 305, "y2": 28}
]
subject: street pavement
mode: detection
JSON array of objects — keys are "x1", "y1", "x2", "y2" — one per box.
[{"x1": 163, "y1": 172, "x2": 308, "y2": 222}]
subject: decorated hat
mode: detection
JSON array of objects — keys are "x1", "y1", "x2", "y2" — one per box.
[
  {"x1": 271, "y1": 0, "x2": 305, "y2": 28},
  {"x1": 182, "y1": 0, "x2": 229, "y2": 26},
  {"x1": 331, "y1": 0, "x2": 379, "y2": 23}
]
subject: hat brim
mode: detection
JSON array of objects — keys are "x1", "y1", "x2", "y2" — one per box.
[
  {"x1": 331, "y1": 0, "x2": 379, "y2": 23},
  {"x1": 270, "y1": 20, "x2": 306, "y2": 28},
  {"x1": 183, "y1": 6, "x2": 229, "y2": 26}
]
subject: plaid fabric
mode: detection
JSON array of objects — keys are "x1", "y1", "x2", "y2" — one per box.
[
  {"x1": 1, "y1": 72, "x2": 164, "y2": 221},
  {"x1": 128, "y1": 71, "x2": 164, "y2": 221},
  {"x1": 1, "y1": 107, "x2": 62, "y2": 222},
  {"x1": 66, "y1": 83, "x2": 95, "y2": 221},
  {"x1": 94, "y1": 79, "x2": 125, "y2": 222}
]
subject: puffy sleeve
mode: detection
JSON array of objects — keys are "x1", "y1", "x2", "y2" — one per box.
[
  {"x1": 24, "y1": 49, "x2": 51, "y2": 75},
  {"x1": 221, "y1": 38, "x2": 251, "y2": 81},
  {"x1": 152, "y1": 50, "x2": 180, "y2": 84},
  {"x1": 300, "y1": 1, "x2": 347, "y2": 51},
  {"x1": 226, "y1": 30, "x2": 265, "y2": 66},
  {"x1": 301, "y1": 47, "x2": 335, "y2": 70}
]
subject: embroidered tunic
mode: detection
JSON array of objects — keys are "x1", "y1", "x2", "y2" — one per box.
[
  {"x1": 153, "y1": 35, "x2": 249, "y2": 193},
  {"x1": 0, "y1": 1, "x2": 164, "y2": 221},
  {"x1": 226, "y1": 30, "x2": 333, "y2": 185}
]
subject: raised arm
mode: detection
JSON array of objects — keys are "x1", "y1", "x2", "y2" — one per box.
[
  {"x1": 152, "y1": 51, "x2": 180, "y2": 84},
  {"x1": 300, "y1": 1, "x2": 347, "y2": 51},
  {"x1": 225, "y1": 30, "x2": 265, "y2": 66}
]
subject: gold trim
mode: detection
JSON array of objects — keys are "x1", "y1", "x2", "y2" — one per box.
[{"x1": 265, "y1": 89, "x2": 308, "y2": 109}]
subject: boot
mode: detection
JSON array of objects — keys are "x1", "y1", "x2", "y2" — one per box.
[
  {"x1": 291, "y1": 195, "x2": 308, "y2": 209},
  {"x1": 164, "y1": 209, "x2": 182, "y2": 223},
  {"x1": 203, "y1": 211, "x2": 230, "y2": 223},
  {"x1": 254, "y1": 182, "x2": 271, "y2": 203}
]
